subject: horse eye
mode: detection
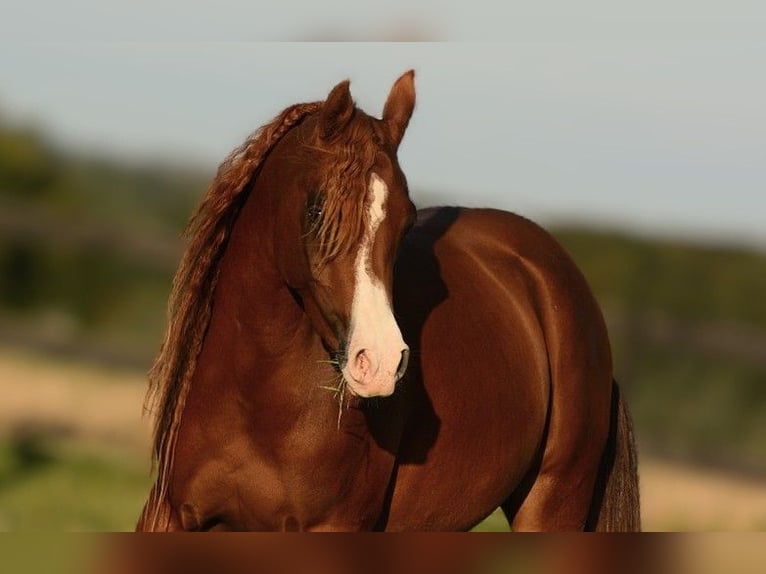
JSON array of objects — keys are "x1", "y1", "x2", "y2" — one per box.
[
  {"x1": 307, "y1": 198, "x2": 323, "y2": 223},
  {"x1": 308, "y1": 205, "x2": 322, "y2": 222}
]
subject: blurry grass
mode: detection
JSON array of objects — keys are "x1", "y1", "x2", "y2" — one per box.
[
  {"x1": 1, "y1": 534, "x2": 90, "y2": 574},
  {"x1": 473, "y1": 508, "x2": 509, "y2": 532},
  {"x1": 0, "y1": 437, "x2": 150, "y2": 531}
]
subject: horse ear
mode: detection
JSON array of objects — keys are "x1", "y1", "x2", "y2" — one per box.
[
  {"x1": 382, "y1": 70, "x2": 416, "y2": 148},
  {"x1": 318, "y1": 79, "x2": 354, "y2": 140}
]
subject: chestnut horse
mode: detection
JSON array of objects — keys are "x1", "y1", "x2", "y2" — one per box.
[{"x1": 137, "y1": 71, "x2": 640, "y2": 531}]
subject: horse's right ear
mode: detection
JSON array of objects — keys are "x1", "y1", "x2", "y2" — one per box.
[
  {"x1": 382, "y1": 70, "x2": 416, "y2": 149},
  {"x1": 318, "y1": 79, "x2": 354, "y2": 140}
]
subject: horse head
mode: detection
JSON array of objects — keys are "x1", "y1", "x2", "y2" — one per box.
[{"x1": 266, "y1": 71, "x2": 417, "y2": 397}]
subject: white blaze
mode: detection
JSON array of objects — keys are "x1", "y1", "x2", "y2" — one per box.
[{"x1": 342, "y1": 172, "x2": 407, "y2": 397}]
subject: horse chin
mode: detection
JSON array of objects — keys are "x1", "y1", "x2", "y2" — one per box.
[{"x1": 344, "y1": 375, "x2": 397, "y2": 399}]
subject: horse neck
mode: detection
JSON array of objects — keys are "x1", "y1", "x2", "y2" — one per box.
[
  {"x1": 185, "y1": 183, "x2": 340, "y2": 441},
  {"x1": 210, "y1": 189, "x2": 313, "y2": 363}
]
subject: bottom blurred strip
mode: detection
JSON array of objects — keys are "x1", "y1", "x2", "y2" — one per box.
[{"x1": 2, "y1": 533, "x2": 765, "y2": 574}]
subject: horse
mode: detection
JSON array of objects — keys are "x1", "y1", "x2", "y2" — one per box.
[{"x1": 136, "y1": 70, "x2": 640, "y2": 531}]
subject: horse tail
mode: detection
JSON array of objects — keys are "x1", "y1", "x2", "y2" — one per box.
[{"x1": 588, "y1": 382, "x2": 641, "y2": 531}]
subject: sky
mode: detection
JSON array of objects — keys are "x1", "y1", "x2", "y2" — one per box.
[{"x1": 1, "y1": 8, "x2": 765, "y2": 249}]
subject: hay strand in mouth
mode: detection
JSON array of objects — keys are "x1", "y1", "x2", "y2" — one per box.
[{"x1": 317, "y1": 366, "x2": 348, "y2": 430}]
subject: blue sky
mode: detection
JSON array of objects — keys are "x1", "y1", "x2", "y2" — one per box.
[{"x1": 1, "y1": 38, "x2": 764, "y2": 249}]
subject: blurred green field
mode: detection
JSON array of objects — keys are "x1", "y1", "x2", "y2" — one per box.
[{"x1": 0, "y1": 439, "x2": 150, "y2": 531}]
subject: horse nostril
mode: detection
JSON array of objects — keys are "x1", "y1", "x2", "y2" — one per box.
[
  {"x1": 396, "y1": 348, "x2": 410, "y2": 380},
  {"x1": 352, "y1": 349, "x2": 372, "y2": 377}
]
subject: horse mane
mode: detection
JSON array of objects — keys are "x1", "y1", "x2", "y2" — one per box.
[{"x1": 142, "y1": 100, "x2": 323, "y2": 528}]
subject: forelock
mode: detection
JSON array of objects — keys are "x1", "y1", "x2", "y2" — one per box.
[{"x1": 310, "y1": 114, "x2": 381, "y2": 265}]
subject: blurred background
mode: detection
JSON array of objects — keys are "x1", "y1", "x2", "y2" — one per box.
[{"x1": 0, "y1": 34, "x2": 765, "y2": 531}]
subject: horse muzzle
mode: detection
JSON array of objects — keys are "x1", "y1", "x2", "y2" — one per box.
[{"x1": 342, "y1": 338, "x2": 409, "y2": 398}]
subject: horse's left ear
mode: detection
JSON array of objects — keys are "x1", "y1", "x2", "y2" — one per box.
[
  {"x1": 382, "y1": 70, "x2": 416, "y2": 148},
  {"x1": 319, "y1": 79, "x2": 355, "y2": 140}
]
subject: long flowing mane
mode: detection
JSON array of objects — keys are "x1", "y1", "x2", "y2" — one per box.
[{"x1": 142, "y1": 101, "x2": 323, "y2": 527}]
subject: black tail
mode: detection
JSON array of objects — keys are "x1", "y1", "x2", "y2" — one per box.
[{"x1": 587, "y1": 383, "x2": 641, "y2": 531}]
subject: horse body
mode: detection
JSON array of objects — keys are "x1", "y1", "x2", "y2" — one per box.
[
  {"x1": 384, "y1": 207, "x2": 613, "y2": 530},
  {"x1": 137, "y1": 72, "x2": 639, "y2": 531}
]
